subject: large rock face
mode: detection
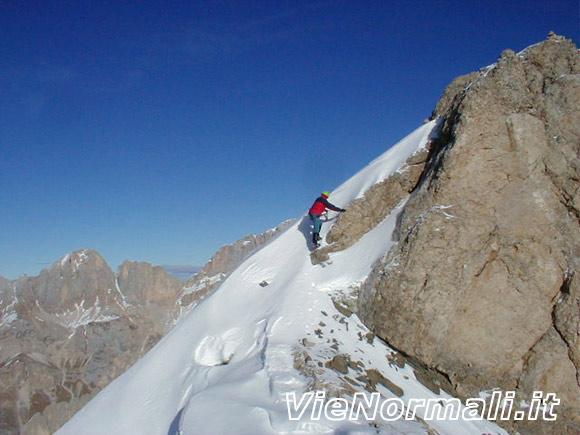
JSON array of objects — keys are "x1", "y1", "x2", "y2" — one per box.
[
  {"x1": 117, "y1": 260, "x2": 184, "y2": 333},
  {"x1": 358, "y1": 34, "x2": 580, "y2": 433}
]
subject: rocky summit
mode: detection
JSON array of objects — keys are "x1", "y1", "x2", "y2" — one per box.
[{"x1": 354, "y1": 33, "x2": 579, "y2": 434}]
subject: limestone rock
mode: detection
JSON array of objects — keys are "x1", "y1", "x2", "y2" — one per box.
[
  {"x1": 358, "y1": 34, "x2": 580, "y2": 433},
  {"x1": 117, "y1": 260, "x2": 183, "y2": 332},
  {"x1": 311, "y1": 148, "x2": 431, "y2": 265}
]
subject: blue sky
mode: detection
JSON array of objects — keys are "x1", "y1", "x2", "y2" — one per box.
[{"x1": 1, "y1": 1, "x2": 578, "y2": 279}]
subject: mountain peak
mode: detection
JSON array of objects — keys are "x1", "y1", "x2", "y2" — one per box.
[{"x1": 360, "y1": 33, "x2": 580, "y2": 434}]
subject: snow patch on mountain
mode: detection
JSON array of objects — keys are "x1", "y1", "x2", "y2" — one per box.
[
  {"x1": 35, "y1": 297, "x2": 119, "y2": 337},
  {"x1": 181, "y1": 273, "x2": 226, "y2": 296},
  {"x1": 57, "y1": 120, "x2": 505, "y2": 434}
]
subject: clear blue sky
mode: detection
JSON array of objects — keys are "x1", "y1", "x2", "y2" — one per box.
[{"x1": 1, "y1": 1, "x2": 578, "y2": 279}]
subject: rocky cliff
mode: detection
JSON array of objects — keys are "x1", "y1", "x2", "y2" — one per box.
[
  {"x1": 354, "y1": 33, "x2": 579, "y2": 434},
  {"x1": 0, "y1": 222, "x2": 291, "y2": 434}
]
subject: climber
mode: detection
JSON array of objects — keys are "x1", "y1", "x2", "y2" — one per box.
[{"x1": 308, "y1": 191, "x2": 345, "y2": 247}]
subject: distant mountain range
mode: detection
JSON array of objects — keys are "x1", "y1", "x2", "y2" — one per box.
[{"x1": 0, "y1": 221, "x2": 293, "y2": 435}]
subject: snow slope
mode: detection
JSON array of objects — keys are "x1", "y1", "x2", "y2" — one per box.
[{"x1": 57, "y1": 120, "x2": 506, "y2": 435}]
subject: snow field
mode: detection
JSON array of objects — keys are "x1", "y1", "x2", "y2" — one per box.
[{"x1": 57, "y1": 120, "x2": 506, "y2": 434}]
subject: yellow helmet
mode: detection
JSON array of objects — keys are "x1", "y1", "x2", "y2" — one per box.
[{"x1": 322, "y1": 191, "x2": 330, "y2": 197}]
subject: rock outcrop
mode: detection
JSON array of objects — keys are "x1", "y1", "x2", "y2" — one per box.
[
  {"x1": 311, "y1": 149, "x2": 432, "y2": 265},
  {"x1": 358, "y1": 33, "x2": 580, "y2": 433}
]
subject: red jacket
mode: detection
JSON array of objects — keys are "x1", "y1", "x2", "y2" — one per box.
[{"x1": 309, "y1": 195, "x2": 343, "y2": 215}]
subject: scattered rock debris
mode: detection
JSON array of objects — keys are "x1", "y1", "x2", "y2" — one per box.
[
  {"x1": 332, "y1": 299, "x2": 353, "y2": 317},
  {"x1": 357, "y1": 369, "x2": 404, "y2": 397},
  {"x1": 325, "y1": 354, "x2": 365, "y2": 375},
  {"x1": 387, "y1": 352, "x2": 406, "y2": 369}
]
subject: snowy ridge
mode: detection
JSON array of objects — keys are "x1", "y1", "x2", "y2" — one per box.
[
  {"x1": 57, "y1": 120, "x2": 505, "y2": 434},
  {"x1": 181, "y1": 273, "x2": 226, "y2": 296},
  {"x1": 470, "y1": 38, "x2": 561, "y2": 88},
  {"x1": 175, "y1": 273, "x2": 227, "y2": 319}
]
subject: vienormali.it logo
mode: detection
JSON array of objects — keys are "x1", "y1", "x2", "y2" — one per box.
[{"x1": 285, "y1": 390, "x2": 560, "y2": 422}]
